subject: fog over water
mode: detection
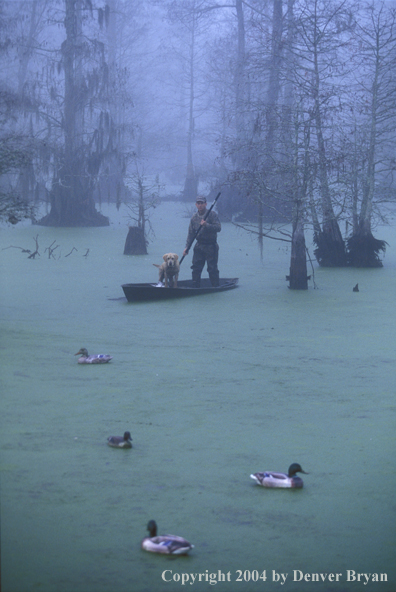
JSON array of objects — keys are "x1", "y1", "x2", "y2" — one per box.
[{"x1": 1, "y1": 203, "x2": 395, "y2": 591}]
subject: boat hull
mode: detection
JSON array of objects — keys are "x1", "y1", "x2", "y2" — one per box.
[{"x1": 122, "y1": 278, "x2": 239, "y2": 302}]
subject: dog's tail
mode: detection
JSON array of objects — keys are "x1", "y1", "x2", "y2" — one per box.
[{"x1": 153, "y1": 264, "x2": 160, "y2": 268}]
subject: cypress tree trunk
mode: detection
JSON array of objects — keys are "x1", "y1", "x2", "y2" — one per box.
[
  {"x1": 284, "y1": 0, "x2": 307, "y2": 290},
  {"x1": 346, "y1": 32, "x2": 386, "y2": 268},
  {"x1": 346, "y1": 230, "x2": 386, "y2": 267},
  {"x1": 37, "y1": 0, "x2": 108, "y2": 227},
  {"x1": 312, "y1": 110, "x2": 346, "y2": 265},
  {"x1": 311, "y1": 5, "x2": 346, "y2": 266},
  {"x1": 234, "y1": 0, "x2": 246, "y2": 168},
  {"x1": 288, "y1": 217, "x2": 308, "y2": 289},
  {"x1": 182, "y1": 12, "x2": 198, "y2": 203},
  {"x1": 124, "y1": 227, "x2": 147, "y2": 255}
]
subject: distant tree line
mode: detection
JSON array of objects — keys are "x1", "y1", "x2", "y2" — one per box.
[{"x1": 0, "y1": 0, "x2": 395, "y2": 286}]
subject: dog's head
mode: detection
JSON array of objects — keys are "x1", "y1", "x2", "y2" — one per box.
[{"x1": 163, "y1": 253, "x2": 179, "y2": 267}]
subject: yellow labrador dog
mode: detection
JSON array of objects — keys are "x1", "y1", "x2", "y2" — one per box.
[{"x1": 153, "y1": 253, "x2": 180, "y2": 287}]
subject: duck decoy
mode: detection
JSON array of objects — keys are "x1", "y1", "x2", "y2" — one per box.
[
  {"x1": 75, "y1": 348, "x2": 112, "y2": 364},
  {"x1": 107, "y1": 431, "x2": 133, "y2": 448},
  {"x1": 250, "y1": 463, "x2": 308, "y2": 489},
  {"x1": 141, "y1": 520, "x2": 194, "y2": 555}
]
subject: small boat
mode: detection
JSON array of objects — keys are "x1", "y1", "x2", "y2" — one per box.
[{"x1": 122, "y1": 277, "x2": 239, "y2": 303}]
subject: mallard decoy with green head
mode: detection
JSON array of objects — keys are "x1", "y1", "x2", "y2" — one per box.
[
  {"x1": 250, "y1": 463, "x2": 308, "y2": 489},
  {"x1": 107, "y1": 431, "x2": 133, "y2": 448},
  {"x1": 75, "y1": 348, "x2": 112, "y2": 364},
  {"x1": 141, "y1": 520, "x2": 194, "y2": 555}
]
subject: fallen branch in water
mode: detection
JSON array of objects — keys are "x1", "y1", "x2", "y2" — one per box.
[
  {"x1": 2, "y1": 235, "x2": 87, "y2": 260},
  {"x1": 27, "y1": 235, "x2": 40, "y2": 259},
  {"x1": 45, "y1": 240, "x2": 59, "y2": 259},
  {"x1": 65, "y1": 247, "x2": 78, "y2": 257},
  {"x1": 2, "y1": 245, "x2": 32, "y2": 253}
]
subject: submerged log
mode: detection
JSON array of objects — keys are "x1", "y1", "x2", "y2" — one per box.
[{"x1": 124, "y1": 226, "x2": 147, "y2": 255}]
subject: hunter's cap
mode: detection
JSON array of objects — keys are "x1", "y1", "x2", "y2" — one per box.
[{"x1": 196, "y1": 196, "x2": 207, "y2": 203}]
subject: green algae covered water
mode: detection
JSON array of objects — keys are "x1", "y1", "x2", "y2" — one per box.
[{"x1": 1, "y1": 203, "x2": 395, "y2": 592}]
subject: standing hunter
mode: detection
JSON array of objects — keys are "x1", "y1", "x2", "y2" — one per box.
[{"x1": 183, "y1": 196, "x2": 221, "y2": 287}]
